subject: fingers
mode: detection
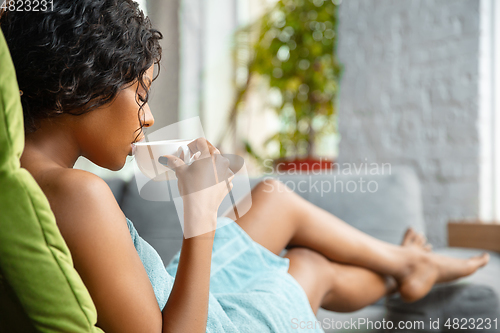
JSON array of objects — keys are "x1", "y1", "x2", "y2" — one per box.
[
  {"x1": 158, "y1": 154, "x2": 186, "y2": 170},
  {"x1": 226, "y1": 179, "x2": 234, "y2": 191},
  {"x1": 203, "y1": 138, "x2": 220, "y2": 154},
  {"x1": 225, "y1": 165, "x2": 235, "y2": 182},
  {"x1": 158, "y1": 145, "x2": 233, "y2": 193},
  {"x1": 213, "y1": 153, "x2": 232, "y2": 182},
  {"x1": 187, "y1": 138, "x2": 209, "y2": 159},
  {"x1": 227, "y1": 171, "x2": 235, "y2": 183},
  {"x1": 188, "y1": 137, "x2": 220, "y2": 159},
  {"x1": 191, "y1": 151, "x2": 202, "y2": 163}
]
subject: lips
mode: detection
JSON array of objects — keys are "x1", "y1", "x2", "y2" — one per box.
[
  {"x1": 133, "y1": 136, "x2": 146, "y2": 144},
  {"x1": 129, "y1": 136, "x2": 146, "y2": 156}
]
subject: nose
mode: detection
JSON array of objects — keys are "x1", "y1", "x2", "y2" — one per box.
[{"x1": 142, "y1": 104, "x2": 155, "y2": 128}]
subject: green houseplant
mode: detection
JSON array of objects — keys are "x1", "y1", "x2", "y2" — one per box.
[{"x1": 220, "y1": 0, "x2": 342, "y2": 171}]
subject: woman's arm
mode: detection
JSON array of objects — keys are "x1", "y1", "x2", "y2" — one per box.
[
  {"x1": 161, "y1": 208, "x2": 216, "y2": 332},
  {"x1": 44, "y1": 169, "x2": 164, "y2": 333},
  {"x1": 160, "y1": 138, "x2": 233, "y2": 332}
]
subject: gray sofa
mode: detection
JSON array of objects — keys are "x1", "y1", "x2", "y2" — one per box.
[{"x1": 105, "y1": 167, "x2": 500, "y2": 333}]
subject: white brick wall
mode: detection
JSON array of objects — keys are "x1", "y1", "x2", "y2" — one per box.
[{"x1": 336, "y1": 0, "x2": 481, "y2": 246}]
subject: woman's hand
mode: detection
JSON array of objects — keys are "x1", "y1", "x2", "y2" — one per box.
[
  {"x1": 159, "y1": 138, "x2": 234, "y2": 237},
  {"x1": 159, "y1": 139, "x2": 232, "y2": 332}
]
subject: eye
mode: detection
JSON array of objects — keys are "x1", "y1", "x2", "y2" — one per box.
[{"x1": 138, "y1": 94, "x2": 147, "y2": 103}]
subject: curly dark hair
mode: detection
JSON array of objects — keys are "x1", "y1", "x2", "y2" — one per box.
[{"x1": 0, "y1": 0, "x2": 162, "y2": 139}]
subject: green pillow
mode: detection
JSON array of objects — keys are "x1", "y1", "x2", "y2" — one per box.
[{"x1": 0, "y1": 29, "x2": 103, "y2": 332}]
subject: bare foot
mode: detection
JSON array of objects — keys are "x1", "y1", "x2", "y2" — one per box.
[
  {"x1": 433, "y1": 252, "x2": 490, "y2": 283},
  {"x1": 401, "y1": 228, "x2": 432, "y2": 251},
  {"x1": 397, "y1": 230, "x2": 490, "y2": 302}
]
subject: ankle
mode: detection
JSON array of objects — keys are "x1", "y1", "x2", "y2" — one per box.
[
  {"x1": 393, "y1": 247, "x2": 424, "y2": 281},
  {"x1": 384, "y1": 276, "x2": 398, "y2": 295}
]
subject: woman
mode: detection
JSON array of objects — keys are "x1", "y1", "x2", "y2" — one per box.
[{"x1": 1, "y1": 1, "x2": 489, "y2": 332}]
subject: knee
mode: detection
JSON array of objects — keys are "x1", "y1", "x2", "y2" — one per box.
[
  {"x1": 285, "y1": 247, "x2": 332, "y2": 271},
  {"x1": 254, "y1": 178, "x2": 295, "y2": 196},
  {"x1": 288, "y1": 247, "x2": 341, "y2": 279},
  {"x1": 285, "y1": 247, "x2": 337, "y2": 290}
]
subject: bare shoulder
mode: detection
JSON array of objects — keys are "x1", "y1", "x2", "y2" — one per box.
[
  {"x1": 37, "y1": 168, "x2": 162, "y2": 331},
  {"x1": 40, "y1": 168, "x2": 117, "y2": 210},
  {"x1": 38, "y1": 168, "x2": 125, "y2": 242},
  {"x1": 40, "y1": 168, "x2": 113, "y2": 201}
]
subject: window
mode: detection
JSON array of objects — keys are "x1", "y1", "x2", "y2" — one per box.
[
  {"x1": 178, "y1": 0, "x2": 273, "y2": 144},
  {"x1": 479, "y1": 0, "x2": 500, "y2": 222}
]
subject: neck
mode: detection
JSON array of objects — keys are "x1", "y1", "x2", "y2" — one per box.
[{"x1": 22, "y1": 117, "x2": 81, "y2": 170}]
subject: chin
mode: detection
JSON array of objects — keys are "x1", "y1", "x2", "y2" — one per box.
[
  {"x1": 108, "y1": 164, "x2": 124, "y2": 172},
  {"x1": 109, "y1": 158, "x2": 127, "y2": 171},
  {"x1": 93, "y1": 155, "x2": 127, "y2": 172}
]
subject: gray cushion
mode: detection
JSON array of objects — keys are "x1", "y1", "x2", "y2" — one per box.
[
  {"x1": 316, "y1": 305, "x2": 386, "y2": 333},
  {"x1": 386, "y1": 284, "x2": 499, "y2": 332},
  {"x1": 104, "y1": 178, "x2": 128, "y2": 206}
]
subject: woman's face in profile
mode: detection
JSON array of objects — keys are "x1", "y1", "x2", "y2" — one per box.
[{"x1": 72, "y1": 65, "x2": 155, "y2": 171}]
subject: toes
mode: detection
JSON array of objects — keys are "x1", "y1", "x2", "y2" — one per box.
[
  {"x1": 402, "y1": 229, "x2": 431, "y2": 251},
  {"x1": 402, "y1": 228, "x2": 415, "y2": 246},
  {"x1": 476, "y1": 253, "x2": 490, "y2": 267},
  {"x1": 469, "y1": 253, "x2": 490, "y2": 268},
  {"x1": 459, "y1": 253, "x2": 490, "y2": 277},
  {"x1": 414, "y1": 233, "x2": 426, "y2": 247},
  {"x1": 410, "y1": 232, "x2": 418, "y2": 244}
]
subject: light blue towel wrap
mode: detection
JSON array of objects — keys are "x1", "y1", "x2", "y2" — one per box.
[{"x1": 126, "y1": 216, "x2": 324, "y2": 333}]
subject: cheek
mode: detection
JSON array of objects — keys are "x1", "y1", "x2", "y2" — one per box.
[
  {"x1": 84, "y1": 110, "x2": 133, "y2": 158},
  {"x1": 75, "y1": 93, "x2": 141, "y2": 170},
  {"x1": 110, "y1": 97, "x2": 143, "y2": 140}
]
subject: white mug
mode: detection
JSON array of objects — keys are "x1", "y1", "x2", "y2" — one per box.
[{"x1": 133, "y1": 139, "x2": 198, "y2": 181}]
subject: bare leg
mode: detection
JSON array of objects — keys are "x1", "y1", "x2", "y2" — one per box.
[
  {"x1": 284, "y1": 247, "x2": 397, "y2": 314},
  {"x1": 232, "y1": 179, "x2": 489, "y2": 302}
]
